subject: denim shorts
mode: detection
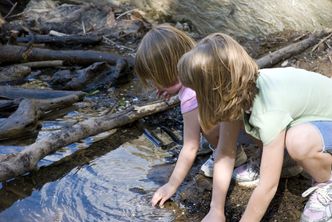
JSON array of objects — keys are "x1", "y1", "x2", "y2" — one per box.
[{"x1": 310, "y1": 121, "x2": 332, "y2": 153}]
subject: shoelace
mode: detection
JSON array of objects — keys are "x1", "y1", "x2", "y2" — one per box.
[{"x1": 302, "y1": 183, "x2": 332, "y2": 206}]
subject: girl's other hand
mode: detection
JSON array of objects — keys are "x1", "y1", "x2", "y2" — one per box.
[
  {"x1": 151, "y1": 182, "x2": 177, "y2": 208},
  {"x1": 156, "y1": 89, "x2": 171, "y2": 100}
]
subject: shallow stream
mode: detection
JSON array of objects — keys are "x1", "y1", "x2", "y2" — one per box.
[{"x1": 0, "y1": 121, "x2": 186, "y2": 222}]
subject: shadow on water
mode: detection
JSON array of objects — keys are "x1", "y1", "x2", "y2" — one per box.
[{"x1": 0, "y1": 126, "x2": 182, "y2": 222}]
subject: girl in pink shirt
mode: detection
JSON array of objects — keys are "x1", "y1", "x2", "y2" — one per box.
[{"x1": 135, "y1": 24, "x2": 247, "y2": 207}]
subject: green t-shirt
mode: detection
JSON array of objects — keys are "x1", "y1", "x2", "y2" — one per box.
[{"x1": 243, "y1": 67, "x2": 332, "y2": 145}]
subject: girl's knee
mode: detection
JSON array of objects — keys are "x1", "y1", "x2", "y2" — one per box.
[{"x1": 286, "y1": 124, "x2": 322, "y2": 160}]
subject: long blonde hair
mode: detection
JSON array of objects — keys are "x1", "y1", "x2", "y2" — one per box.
[
  {"x1": 178, "y1": 33, "x2": 258, "y2": 132},
  {"x1": 135, "y1": 24, "x2": 196, "y2": 88}
]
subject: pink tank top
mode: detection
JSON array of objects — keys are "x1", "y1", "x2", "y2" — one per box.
[{"x1": 178, "y1": 86, "x2": 198, "y2": 114}]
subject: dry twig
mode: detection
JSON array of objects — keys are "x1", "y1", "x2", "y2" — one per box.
[
  {"x1": 311, "y1": 32, "x2": 332, "y2": 52},
  {"x1": 4, "y1": 2, "x2": 17, "y2": 19}
]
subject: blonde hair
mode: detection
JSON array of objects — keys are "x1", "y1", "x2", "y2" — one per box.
[
  {"x1": 135, "y1": 24, "x2": 195, "y2": 88},
  {"x1": 178, "y1": 33, "x2": 258, "y2": 131}
]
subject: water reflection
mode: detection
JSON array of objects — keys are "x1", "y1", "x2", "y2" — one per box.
[{"x1": 0, "y1": 128, "x2": 181, "y2": 222}]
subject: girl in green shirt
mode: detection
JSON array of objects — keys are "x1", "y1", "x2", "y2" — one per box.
[{"x1": 178, "y1": 32, "x2": 332, "y2": 222}]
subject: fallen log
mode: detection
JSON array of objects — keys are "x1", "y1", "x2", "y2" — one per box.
[
  {"x1": 0, "y1": 100, "x2": 16, "y2": 110},
  {"x1": 50, "y1": 60, "x2": 129, "y2": 91},
  {"x1": 0, "y1": 45, "x2": 122, "y2": 66},
  {"x1": 0, "y1": 65, "x2": 31, "y2": 84},
  {"x1": 0, "y1": 85, "x2": 85, "y2": 100},
  {"x1": 0, "y1": 94, "x2": 84, "y2": 140},
  {"x1": 35, "y1": 93, "x2": 85, "y2": 113},
  {"x1": 16, "y1": 34, "x2": 102, "y2": 45},
  {"x1": 256, "y1": 31, "x2": 330, "y2": 68},
  {"x1": 50, "y1": 62, "x2": 114, "y2": 90},
  {"x1": 0, "y1": 95, "x2": 85, "y2": 140},
  {"x1": 0, "y1": 14, "x2": 5, "y2": 29},
  {"x1": 0, "y1": 99, "x2": 40, "y2": 141},
  {"x1": 0, "y1": 98, "x2": 179, "y2": 181},
  {"x1": 20, "y1": 60, "x2": 64, "y2": 68},
  {"x1": 0, "y1": 87, "x2": 85, "y2": 140}
]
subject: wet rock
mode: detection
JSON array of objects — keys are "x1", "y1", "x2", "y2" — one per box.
[{"x1": 112, "y1": 0, "x2": 332, "y2": 38}]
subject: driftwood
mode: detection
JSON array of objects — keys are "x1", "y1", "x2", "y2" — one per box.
[
  {"x1": 0, "y1": 99, "x2": 17, "y2": 110},
  {"x1": 50, "y1": 60, "x2": 129, "y2": 91},
  {"x1": 0, "y1": 87, "x2": 86, "y2": 140},
  {"x1": 16, "y1": 34, "x2": 102, "y2": 45},
  {"x1": 0, "y1": 45, "x2": 122, "y2": 66},
  {"x1": 0, "y1": 99, "x2": 40, "y2": 140},
  {"x1": 20, "y1": 60, "x2": 64, "y2": 68},
  {"x1": 256, "y1": 31, "x2": 330, "y2": 68},
  {"x1": 0, "y1": 95, "x2": 84, "y2": 140},
  {"x1": 0, "y1": 85, "x2": 84, "y2": 100},
  {"x1": 0, "y1": 98, "x2": 179, "y2": 181},
  {"x1": 0, "y1": 65, "x2": 31, "y2": 83},
  {"x1": 0, "y1": 14, "x2": 5, "y2": 28}
]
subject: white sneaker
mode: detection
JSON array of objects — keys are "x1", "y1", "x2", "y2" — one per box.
[
  {"x1": 301, "y1": 178, "x2": 332, "y2": 222},
  {"x1": 232, "y1": 150, "x2": 303, "y2": 188},
  {"x1": 200, "y1": 145, "x2": 248, "y2": 178}
]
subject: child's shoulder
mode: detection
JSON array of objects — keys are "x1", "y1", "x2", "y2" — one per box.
[
  {"x1": 178, "y1": 86, "x2": 196, "y2": 101},
  {"x1": 259, "y1": 67, "x2": 321, "y2": 77}
]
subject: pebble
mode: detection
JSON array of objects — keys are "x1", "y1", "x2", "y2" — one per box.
[{"x1": 281, "y1": 60, "x2": 289, "y2": 67}]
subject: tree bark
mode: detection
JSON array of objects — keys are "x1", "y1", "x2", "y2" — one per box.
[
  {"x1": 0, "y1": 14, "x2": 5, "y2": 29},
  {"x1": 256, "y1": 31, "x2": 330, "y2": 68},
  {"x1": 0, "y1": 65, "x2": 31, "y2": 83},
  {"x1": 114, "y1": 0, "x2": 332, "y2": 38},
  {"x1": 16, "y1": 34, "x2": 102, "y2": 45},
  {"x1": 0, "y1": 99, "x2": 40, "y2": 141},
  {"x1": 0, "y1": 87, "x2": 86, "y2": 140},
  {"x1": 0, "y1": 45, "x2": 122, "y2": 66},
  {"x1": 20, "y1": 60, "x2": 64, "y2": 68},
  {"x1": 0, "y1": 85, "x2": 85, "y2": 100}
]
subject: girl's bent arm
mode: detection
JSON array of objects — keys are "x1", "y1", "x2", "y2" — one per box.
[
  {"x1": 240, "y1": 130, "x2": 285, "y2": 222},
  {"x1": 151, "y1": 108, "x2": 201, "y2": 207},
  {"x1": 203, "y1": 121, "x2": 241, "y2": 221}
]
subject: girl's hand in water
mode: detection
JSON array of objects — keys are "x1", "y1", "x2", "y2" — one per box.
[
  {"x1": 202, "y1": 208, "x2": 225, "y2": 222},
  {"x1": 151, "y1": 182, "x2": 177, "y2": 207}
]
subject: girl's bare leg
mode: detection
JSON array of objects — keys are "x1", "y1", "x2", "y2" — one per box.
[{"x1": 286, "y1": 123, "x2": 332, "y2": 183}]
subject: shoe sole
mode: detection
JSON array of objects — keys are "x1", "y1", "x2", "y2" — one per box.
[
  {"x1": 201, "y1": 169, "x2": 213, "y2": 178},
  {"x1": 235, "y1": 166, "x2": 303, "y2": 188},
  {"x1": 236, "y1": 179, "x2": 259, "y2": 188}
]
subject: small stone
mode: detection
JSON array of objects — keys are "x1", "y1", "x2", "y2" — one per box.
[
  {"x1": 281, "y1": 60, "x2": 288, "y2": 67},
  {"x1": 175, "y1": 22, "x2": 184, "y2": 30}
]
